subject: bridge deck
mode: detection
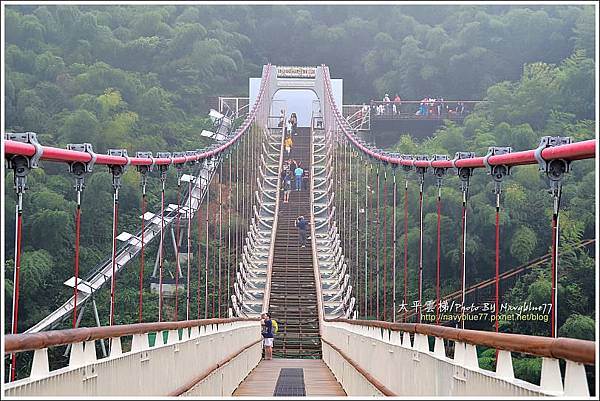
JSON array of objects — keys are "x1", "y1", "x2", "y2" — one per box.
[{"x1": 232, "y1": 359, "x2": 345, "y2": 397}]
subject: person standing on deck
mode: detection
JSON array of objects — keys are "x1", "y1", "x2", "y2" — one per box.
[{"x1": 261, "y1": 312, "x2": 274, "y2": 360}]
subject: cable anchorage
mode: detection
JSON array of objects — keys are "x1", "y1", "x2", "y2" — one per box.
[
  {"x1": 107, "y1": 149, "x2": 129, "y2": 192},
  {"x1": 430, "y1": 154, "x2": 449, "y2": 189},
  {"x1": 483, "y1": 146, "x2": 513, "y2": 196},
  {"x1": 67, "y1": 143, "x2": 96, "y2": 194},
  {"x1": 135, "y1": 152, "x2": 154, "y2": 196},
  {"x1": 535, "y1": 136, "x2": 572, "y2": 200},
  {"x1": 5, "y1": 132, "x2": 43, "y2": 200}
]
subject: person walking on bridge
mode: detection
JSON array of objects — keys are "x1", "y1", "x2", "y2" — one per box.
[
  {"x1": 284, "y1": 135, "x2": 293, "y2": 156},
  {"x1": 295, "y1": 215, "x2": 310, "y2": 248},
  {"x1": 294, "y1": 163, "x2": 304, "y2": 191}
]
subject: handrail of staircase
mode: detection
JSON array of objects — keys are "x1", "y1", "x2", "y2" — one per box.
[
  {"x1": 325, "y1": 318, "x2": 595, "y2": 365},
  {"x1": 262, "y1": 103, "x2": 287, "y2": 314},
  {"x1": 5, "y1": 317, "x2": 258, "y2": 353}
]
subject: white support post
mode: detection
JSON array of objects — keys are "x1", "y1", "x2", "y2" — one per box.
[
  {"x1": 182, "y1": 327, "x2": 190, "y2": 341},
  {"x1": 563, "y1": 360, "x2": 589, "y2": 396},
  {"x1": 167, "y1": 330, "x2": 179, "y2": 345},
  {"x1": 495, "y1": 350, "x2": 514, "y2": 381},
  {"x1": 453, "y1": 341, "x2": 465, "y2": 366},
  {"x1": 190, "y1": 326, "x2": 200, "y2": 339},
  {"x1": 464, "y1": 343, "x2": 479, "y2": 370},
  {"x1": 402, "y1": 331, "x2": 412, "y2": 348},
  {"x1": 69, "y1": 342, "x2": 85, "y2": 368},
  {"x1": 110, "y1": 337, "x2": 122, "y2": 358},
  {"x1": 84, "y1": 341, "x2": 97, "y2": 364},
  {"x1": 391, "y1": 330, "x2": 402, "y2": 346},
  {"x1": 540, "y1": 357, "x2": 563, "y2": 394},
  {"x1": 131, "y1": 333, "x2": 148, "y2": 353},
  {"x1": 433, "y1": 337, "x2": 446, "y2": 358},
  {"x1": 30, "y1": 348, "x2": 50, "y2": 380}
]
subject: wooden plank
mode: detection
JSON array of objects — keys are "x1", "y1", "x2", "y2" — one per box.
[{"x1": 233, "y1": 359, "x2": 346, "y2": 396}]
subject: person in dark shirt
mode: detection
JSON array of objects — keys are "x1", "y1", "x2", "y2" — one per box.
[
  {"x1": 261, "y1": 312, "x2": 274, "y2": 360},
  {"x1": 295, "y1": 216, "x2": 309, "y2": 248}
]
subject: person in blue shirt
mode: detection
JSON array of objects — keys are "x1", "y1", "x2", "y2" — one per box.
[
  {"x1": 294, "y1": 163, "x2": 304, "y2": 191},
  {"x1": 295, "y1": 215, "x2": 309, "y2": 248},
  {"x1": 261, "y1": 312, "x2": 274, "y2": 360}
]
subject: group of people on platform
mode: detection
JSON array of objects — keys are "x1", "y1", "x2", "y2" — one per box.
[{"x1": 368, "y1": 95, "x2": 466, "y2": 117}]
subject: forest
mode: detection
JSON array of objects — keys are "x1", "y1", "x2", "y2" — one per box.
[{"x1": 3, "y1": 4, "x2": 596, "y2": 381}]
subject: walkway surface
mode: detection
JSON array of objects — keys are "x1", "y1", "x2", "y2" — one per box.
[
  {"x1": 269, "y1": 127, "x2": 321, "y2": 358},
  {"x1": 232, "y1": 359, "x2": 346, "y2": 397}
]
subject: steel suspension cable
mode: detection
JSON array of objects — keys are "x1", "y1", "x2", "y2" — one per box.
[
  {"x1": 109, "y1": 186, "x2": 119, "y2": 326},
  {"x1": 435, "y1": 185, "x2": 442, "y2": 325},
  {"x1": 197, "y1": 182, "x2": 203, "y2": 319},
  {"x1": 459, "y1": 187, "x2": 469, "y2": 329},
  {"x1": 235, "y1": 146, "x2": 240, "y2": 292},
  {"x1": 185, "y1": 176, "x2": 192, "y2": 320},
  {"x1": 383, "y1": 169, "x2": 388, "y2": 321},
  {"x1": 551, "y1": 187, "x2": 562, "y2": 338},
  {"x1": 403, "y1": 178, "x2": 409, "y2": 322},
  {"x1": 218, "y1": 159, "x2": 223, "y2": 318},
  {"x1": 494, "y1": 192, "x2": 501, "y2": 333},
  {"x1": 10, "y1": 191, "x2": 24, "y2": 381},
  {"x1": 376, "y1": 164, "x2": 380, "y2": 319},
  {"x1": 417, "y1": 174, "x2": 424, "y2": 324},
  {"x1": 392, "y1": 169, "x2": 397, "y2": 322},
  {"x1": 364, "y1": 161, "x2": 369, "y2": 317},
  {"x1": 158, "y1": 174, "x2": 166, "y2": 322},
  {"x1": 227, "y1": 153, "x2": 232, "y2": 314},
  {"x1": 174, "y1": 183, "x2": 182, "y2": 321},
  {"x1": 204, "y1": 170, "x2": 210, "y2": 319},
  {"x1": 138, "y1": 184, "x2": 146, "y2": 323},
  {"x1": 73, "y1": 189, "x2": 82, "y2": 328}
]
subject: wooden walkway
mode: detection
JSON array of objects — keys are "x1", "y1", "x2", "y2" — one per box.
[{"x1": 233, "y1": 359, "x2": 346, "y2": 397}]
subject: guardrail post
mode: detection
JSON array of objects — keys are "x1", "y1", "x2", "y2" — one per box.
[
  {"x1": 495, "y1": 350, "x2": 514, "y2": 380},
  {"x1": 540, "y1": 357, "x2": 563, "y2": 393},
  {"x1": 69, "y1": 342, "x2": 86, "y2": 368},
  {"x1": 110, "y1": 337, "x2": 122, "y2": 358},
  {"x1": 564, "y1": 360, "x2": 589, "y2": 396},
  {"x1": 131, "y1": 333, "x2": 149, "y2": 352},
  {"x1": 30, "y1": 348, "x2": 50, "y2": 380},
  {"x1": 433, "y1": 337, "x2": 446, "y2": 358}
]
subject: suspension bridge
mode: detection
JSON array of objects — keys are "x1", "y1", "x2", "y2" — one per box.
[{"x1": 3, "y1": 64, "x2": 597, "y2": 397}]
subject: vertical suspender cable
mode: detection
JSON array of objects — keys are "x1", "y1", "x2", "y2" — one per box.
[
  {"x1": 174, "y1": 183, "x2": 181, "y2": 320},
  {"x1": 551, "y1": 187, "x2": 562, "y2": 338},
  {"x1": 204, "y1": 169, "x2": 210, "y2": 319},
  {"x1": 158, "y1": 175, "x2": 166, "y2": 322},
  {"x1": 10, "y1": 193, "x2": 24, "y2": 381},
  {"x1": 109, "y1": 187, "x2": 119, "y2": 326},
  {"x1": 494, "y1": 192, "x2": 501, "y2": 333},
  {"x1": 383, "y1": 169, "x2": 388, "y2": 321},
  {"x1": 228, "y1": 153, "x2": 232, "y2": 312},
  {"x1": 197, "y1": 179, "x2": 203, "y2": 319},
  {"x1": 138, "y1": 187, "x2": 146, "y2": 323},
  {"x1": 364, "y1": 161, "x2": 369, "y2": 317},
  {"x1": 218, "y1": 159, "x2": 223, "y2": 318},
  {"x1": 459, "y1": 188, "x2": 468, "y2": 329},
  {"x1": 235, "y1": 147, "x2": 239, "y2": 288},
  {"x1": 212, "y1": 175, "x2": 217, "y2": 318},
  {"x1": 392, "y1": 170, "x2": 397, "y2": 322},
  {"x1": 355, "y1": 152, "x2": 361, "y2": 317},
  {"x1": 436, "y1": 186, "x2": 442, "y2": 325},
  {"x1": 73, "y1": 190, "x2": 82, "y2": 327},
  {"x1": 376, "y1": 165, "x2": 380, "y2": 319},
  {"x1": 186, "y1": 177, "x2": 192, "y2": 320},
  {"x1": 417, "y1": 176, "x2": 424, "y2": 323},
  {"x1": 403, "y1": 179, "x2": 409, "y2": 322}
]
